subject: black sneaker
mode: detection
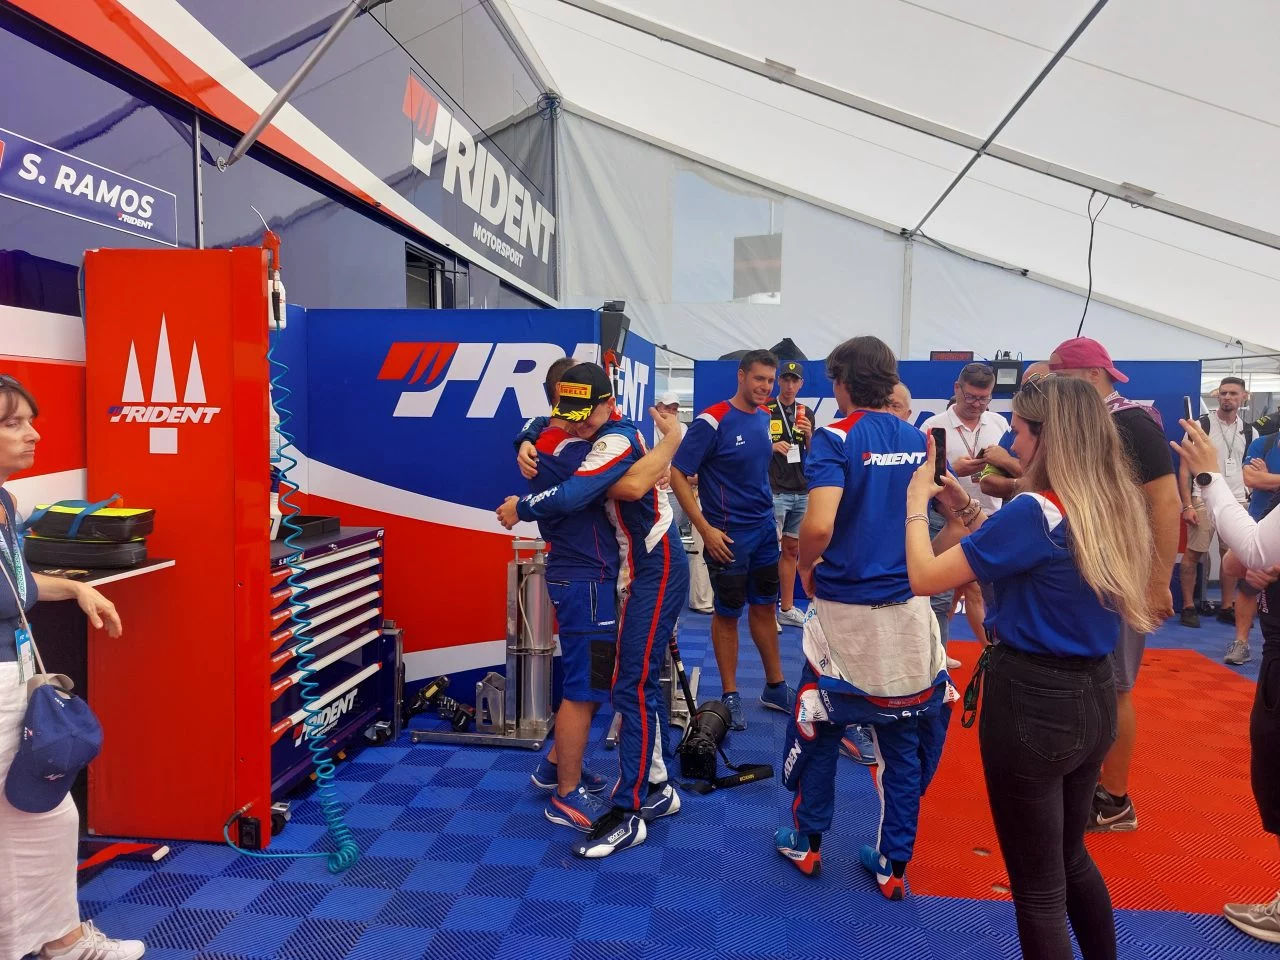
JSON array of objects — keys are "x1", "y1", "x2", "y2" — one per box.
[
  {"x1": 1217, "y1": 606, "x2": 1237, "y2": 625},
  {"x1": 1180, "y1": 607, "x2": 1201, "y2": 628},
  {"x1": 571, "y1": 806, "x2": 647, "y2": 858},
  {"x1": 1087, "y1": 785, "x2": 1137, "y2": 832}
]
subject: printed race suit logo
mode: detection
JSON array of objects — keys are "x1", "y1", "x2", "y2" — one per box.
[
  {"x1": 108, "y1": 316, "x2": 220, "y2": 454},
  {"x1": 378, "y1": 341, "x2": 652, "y2": 422}
]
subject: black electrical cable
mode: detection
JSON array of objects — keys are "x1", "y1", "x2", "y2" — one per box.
[{"x1": 1076, "y1": 189, "x2": 1110, "y2": 336}]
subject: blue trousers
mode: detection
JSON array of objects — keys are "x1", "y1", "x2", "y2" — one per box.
[
  {"x1": 782, "y1": 662, "x2": 951, "y2": 864},
  {"x1": 613, "y1": 531, "x2": 690, "y2": 811}
]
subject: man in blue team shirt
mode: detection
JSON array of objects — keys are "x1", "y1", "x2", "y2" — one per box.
[
  {"x1": 670, "y1": 349, "x2": 794, "y2": 730},
  {"x1": 498, "y1": 363, "x2": 688, "y2": 858},
  {"x1": 976, "y1": 361, "x2": 1051, "y2": 504},
  {"x1": 774, "y1": 336, "x2": 951, "y2": 900},
  {"x1": 1231, "y1": 431, "x2": 1280, "y2": 665}
]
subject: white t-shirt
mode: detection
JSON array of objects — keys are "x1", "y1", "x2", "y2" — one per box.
[
  {"x1": 919, "y1": 407, "x2": 1011, "y2": 514},
  {"x1": 1194, "y1": 414, "x2": 1248, "y2": 501}
]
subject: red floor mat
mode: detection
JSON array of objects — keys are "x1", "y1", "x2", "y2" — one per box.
[{"x1": 909, "y1": 641, "x2": 1280, "y2": 913}]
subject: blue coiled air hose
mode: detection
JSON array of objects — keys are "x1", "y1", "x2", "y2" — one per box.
[{"x1": 221, "y1": 339, "x2": 359, "y2": 873}]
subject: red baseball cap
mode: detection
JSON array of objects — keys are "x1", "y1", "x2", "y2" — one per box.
[{"x1": 1049, "y1": 336, "x2": 1128, "y2": 384}]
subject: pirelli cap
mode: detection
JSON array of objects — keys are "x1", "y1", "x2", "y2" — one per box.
[
  {"x1": 552, "y1": 363, "x2": 613, "y2": 422},
  {"x1": 780, "y1": 360, "x2": 805, "y2": 380}
]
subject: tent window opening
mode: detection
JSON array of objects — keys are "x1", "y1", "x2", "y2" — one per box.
[{"x1": 671, "y1": 168, "x2": 783, "y2": 305}]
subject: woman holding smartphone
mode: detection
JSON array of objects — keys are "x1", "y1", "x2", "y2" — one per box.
[
  {"x1": 904, "y1": 375, "x2": 1155, "y2": 960},
  {"x1": 1176, "y1": 417, "x2": 1280, "y2": 943}
]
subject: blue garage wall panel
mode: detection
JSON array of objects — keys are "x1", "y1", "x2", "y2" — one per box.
[
  {"x1": 694, "y1": 358, "x2": 1201, "y2": 445},
  {"x1": 0, "y1": 20, "x2": 196, "y2": 313}
]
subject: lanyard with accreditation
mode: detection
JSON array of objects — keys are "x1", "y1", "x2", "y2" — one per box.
[{"x1": 779, "y1": 404, "x2": 805, "y2": 464}]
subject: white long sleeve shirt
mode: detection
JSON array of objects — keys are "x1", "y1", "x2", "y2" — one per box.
[{"x1": 1203, "y1": 473, "x2": 1280, "y2": 569}]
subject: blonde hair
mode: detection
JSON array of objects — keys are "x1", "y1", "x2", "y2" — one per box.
[{"x1": 1013, "y1": 377, "x2": 1157, "y2": 633}]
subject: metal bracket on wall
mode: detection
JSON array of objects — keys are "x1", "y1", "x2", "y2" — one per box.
[{"x1": 216, "y1": 0, "x2": 374, "y2": 171}]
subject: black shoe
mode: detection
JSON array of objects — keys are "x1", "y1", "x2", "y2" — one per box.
[
  {"x1": 571, "y1": 806, "x2": 647, "y2": 858},
  {"x1": 1087, "y1": 785, "x2": 1137, "y2": 832},
  {"x1": 1180, "y1": 607, "x2": 1201, "y2": 628},
  {"x1": 1217, "y1": 606, "x2": 1236, "y2": 625}
]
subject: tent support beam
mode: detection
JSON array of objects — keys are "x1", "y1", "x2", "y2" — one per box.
[
  {"x1": 551, "y1": 0, "x2": 1280, "y2": 253},
  {"x1": 900, "y1": 240, "x2": 914, "y2": 359},
  {"x1": 908, "y1": 0, "x2": 1111, "y2": 237}
]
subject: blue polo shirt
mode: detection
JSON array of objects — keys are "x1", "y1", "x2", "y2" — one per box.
[
  {"x1": 672, "y1": 400, "x2": 774, "y2": 531},
  {"x1": 961, "y1": 492, "x2": 1120, "y2": 658},
  {"x1": 804, "y1": 410, "x2": 926, "y2": 605},
  {"x1": 1246, "y1": 435, "x2": 1280, "y2": 521}
]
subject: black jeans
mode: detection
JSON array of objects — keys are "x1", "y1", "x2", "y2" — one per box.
[
  {"x1": 1252, "y1": 645, "x2": 1280, "y2": 835},
  {"x1": 979, "y1": 644, "x2": 1118, "y2": 960}
]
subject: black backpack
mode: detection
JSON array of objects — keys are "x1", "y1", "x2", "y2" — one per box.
[{"x1": 1199, "y1": 414, "x2": 1254, "y2": 448}]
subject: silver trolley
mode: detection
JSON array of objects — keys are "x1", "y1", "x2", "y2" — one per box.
[{"x1": 410, "y1": 539, "x2": 557, "y2": 750}]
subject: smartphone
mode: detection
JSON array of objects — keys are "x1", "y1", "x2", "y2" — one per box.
[
  {"x1": 1183, "y1": 395, "x2": 1195, "y2": 423},
  {"x1": 930, "y1": 427, "x2": 948, "y2": 484}
]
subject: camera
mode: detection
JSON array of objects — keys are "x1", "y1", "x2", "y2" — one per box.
[{"x1": 678, "y1": 700, "x2": 731, "y2": 781}]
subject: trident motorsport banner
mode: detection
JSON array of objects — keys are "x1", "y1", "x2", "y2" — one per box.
[
  {"x1": 0, "y1": 126, "x2": 179, "y2": 246},
  {"x1": 693, "y1": 359, "x2": 1199, "y2": 444},
  {"x1": 297, "y1": 308, "x2": 656, "y2": 676}
]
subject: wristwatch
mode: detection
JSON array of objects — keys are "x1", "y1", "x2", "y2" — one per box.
[{"x1": 1195, "y1": 472, "x2": 1214, "y2": 488}]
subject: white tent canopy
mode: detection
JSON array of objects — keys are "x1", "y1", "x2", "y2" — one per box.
[{"x1": 502, "y1": 0, "x2": 1280, "y2": 358}]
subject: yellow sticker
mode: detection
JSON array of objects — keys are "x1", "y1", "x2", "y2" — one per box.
[{"x1": 558, "y1": 381, "x2": 592, "y2": 400}]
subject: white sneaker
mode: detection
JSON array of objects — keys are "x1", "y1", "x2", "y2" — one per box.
[
  {"x1": 40, "y1": 921, "x2": 145, "y2": 960},
  {"x1": 946, "y1": 656, "x2": 962, "y2": 670},
  {"x1": 777, "y1": 606, "x2": 806, "y2": 628}
]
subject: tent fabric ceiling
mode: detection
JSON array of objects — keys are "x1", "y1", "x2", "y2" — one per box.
[{"x1": 508, "y1": 0, "x2": 1280, "y2": 350}]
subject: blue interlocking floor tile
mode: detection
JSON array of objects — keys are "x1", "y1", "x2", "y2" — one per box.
[
  {"x1": 461, "y1": 864, "x2": 537, "y2": 900},
  {"x1": 277, "y1": 918, "x2": 367, "y2": 960},
  {"x1": 480, "y1": 836, "x2": 552, "y2": 868},
  {"x1": 181, "y1": 876, "x2": 270, "y2": 913},
  {"x1": 218, "y1": 851, "x2": 296, "y2": 881},
  {"x1": 159, "y1": 845, "x2": 242, "y2": 877},
  {"x1": 342, "y1": 923, "x2": 433, "y2": 960},
  {"x1": 364, "y1": 829, "x2": 439, "y2": 860},
  {"x1": 308, "y1": 885, "x2": 394, "y2": 922},
  {"x1": 591, "y1": 870, "x2": 658, "y2": 908},
  {"x1": 423, "y1": 928, "x2": 503, "y2": 960},
  {"x1": 569, "y1": 940, "x2": 647, "y2": 960},
  {"x1": 406, "y1": 785, "x2": 474, "y2": 809},
  {"x1": 357, "y1": 782, "x2": 424, "y2": 807},
  {"x1": 68, "y1": 612, "x2": 1273, "y2": 960},
  {"x1": 144, "y1": 908, "x2": 236, "y2": 952},
  {"x1": 388, "y1": 806, "x2": 455, "y2": 833},
  {"x1": 440, "y1": 808, "x2": 511, "y2": 836},
  {"x1": 398, "y1": 859, "x2": 475, "y2": 894},
  {"x1": 578, "y1": 903, "x2": 650, "y2": 942},
  {"x1": 440, "y1": 893, "x2": 522, "y2": 933},
  {"x1": 78, "y1": 865, "x2": 153, "y2": 902},
  {"x1": 202, "y1": 911, "x2": 303, "y2": 958},
  {"x1": 375, "y1": 890, "x2": 457, "y2": 928},
  {"x1": 509, "y1": 897, "x2": 587, "y2": 939},
  {"x1": 243, "y1": 879, "x2": 331, "y2": 917},
  {"x1": 340, "y1": 803, "x2": 405, "y2": 830},
  {"x1": 123, "y1": 873, "x2": 215, "y2": 908},
  {"x1": 493, "y1": 932, "x2": 564, "y2": 960}
]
